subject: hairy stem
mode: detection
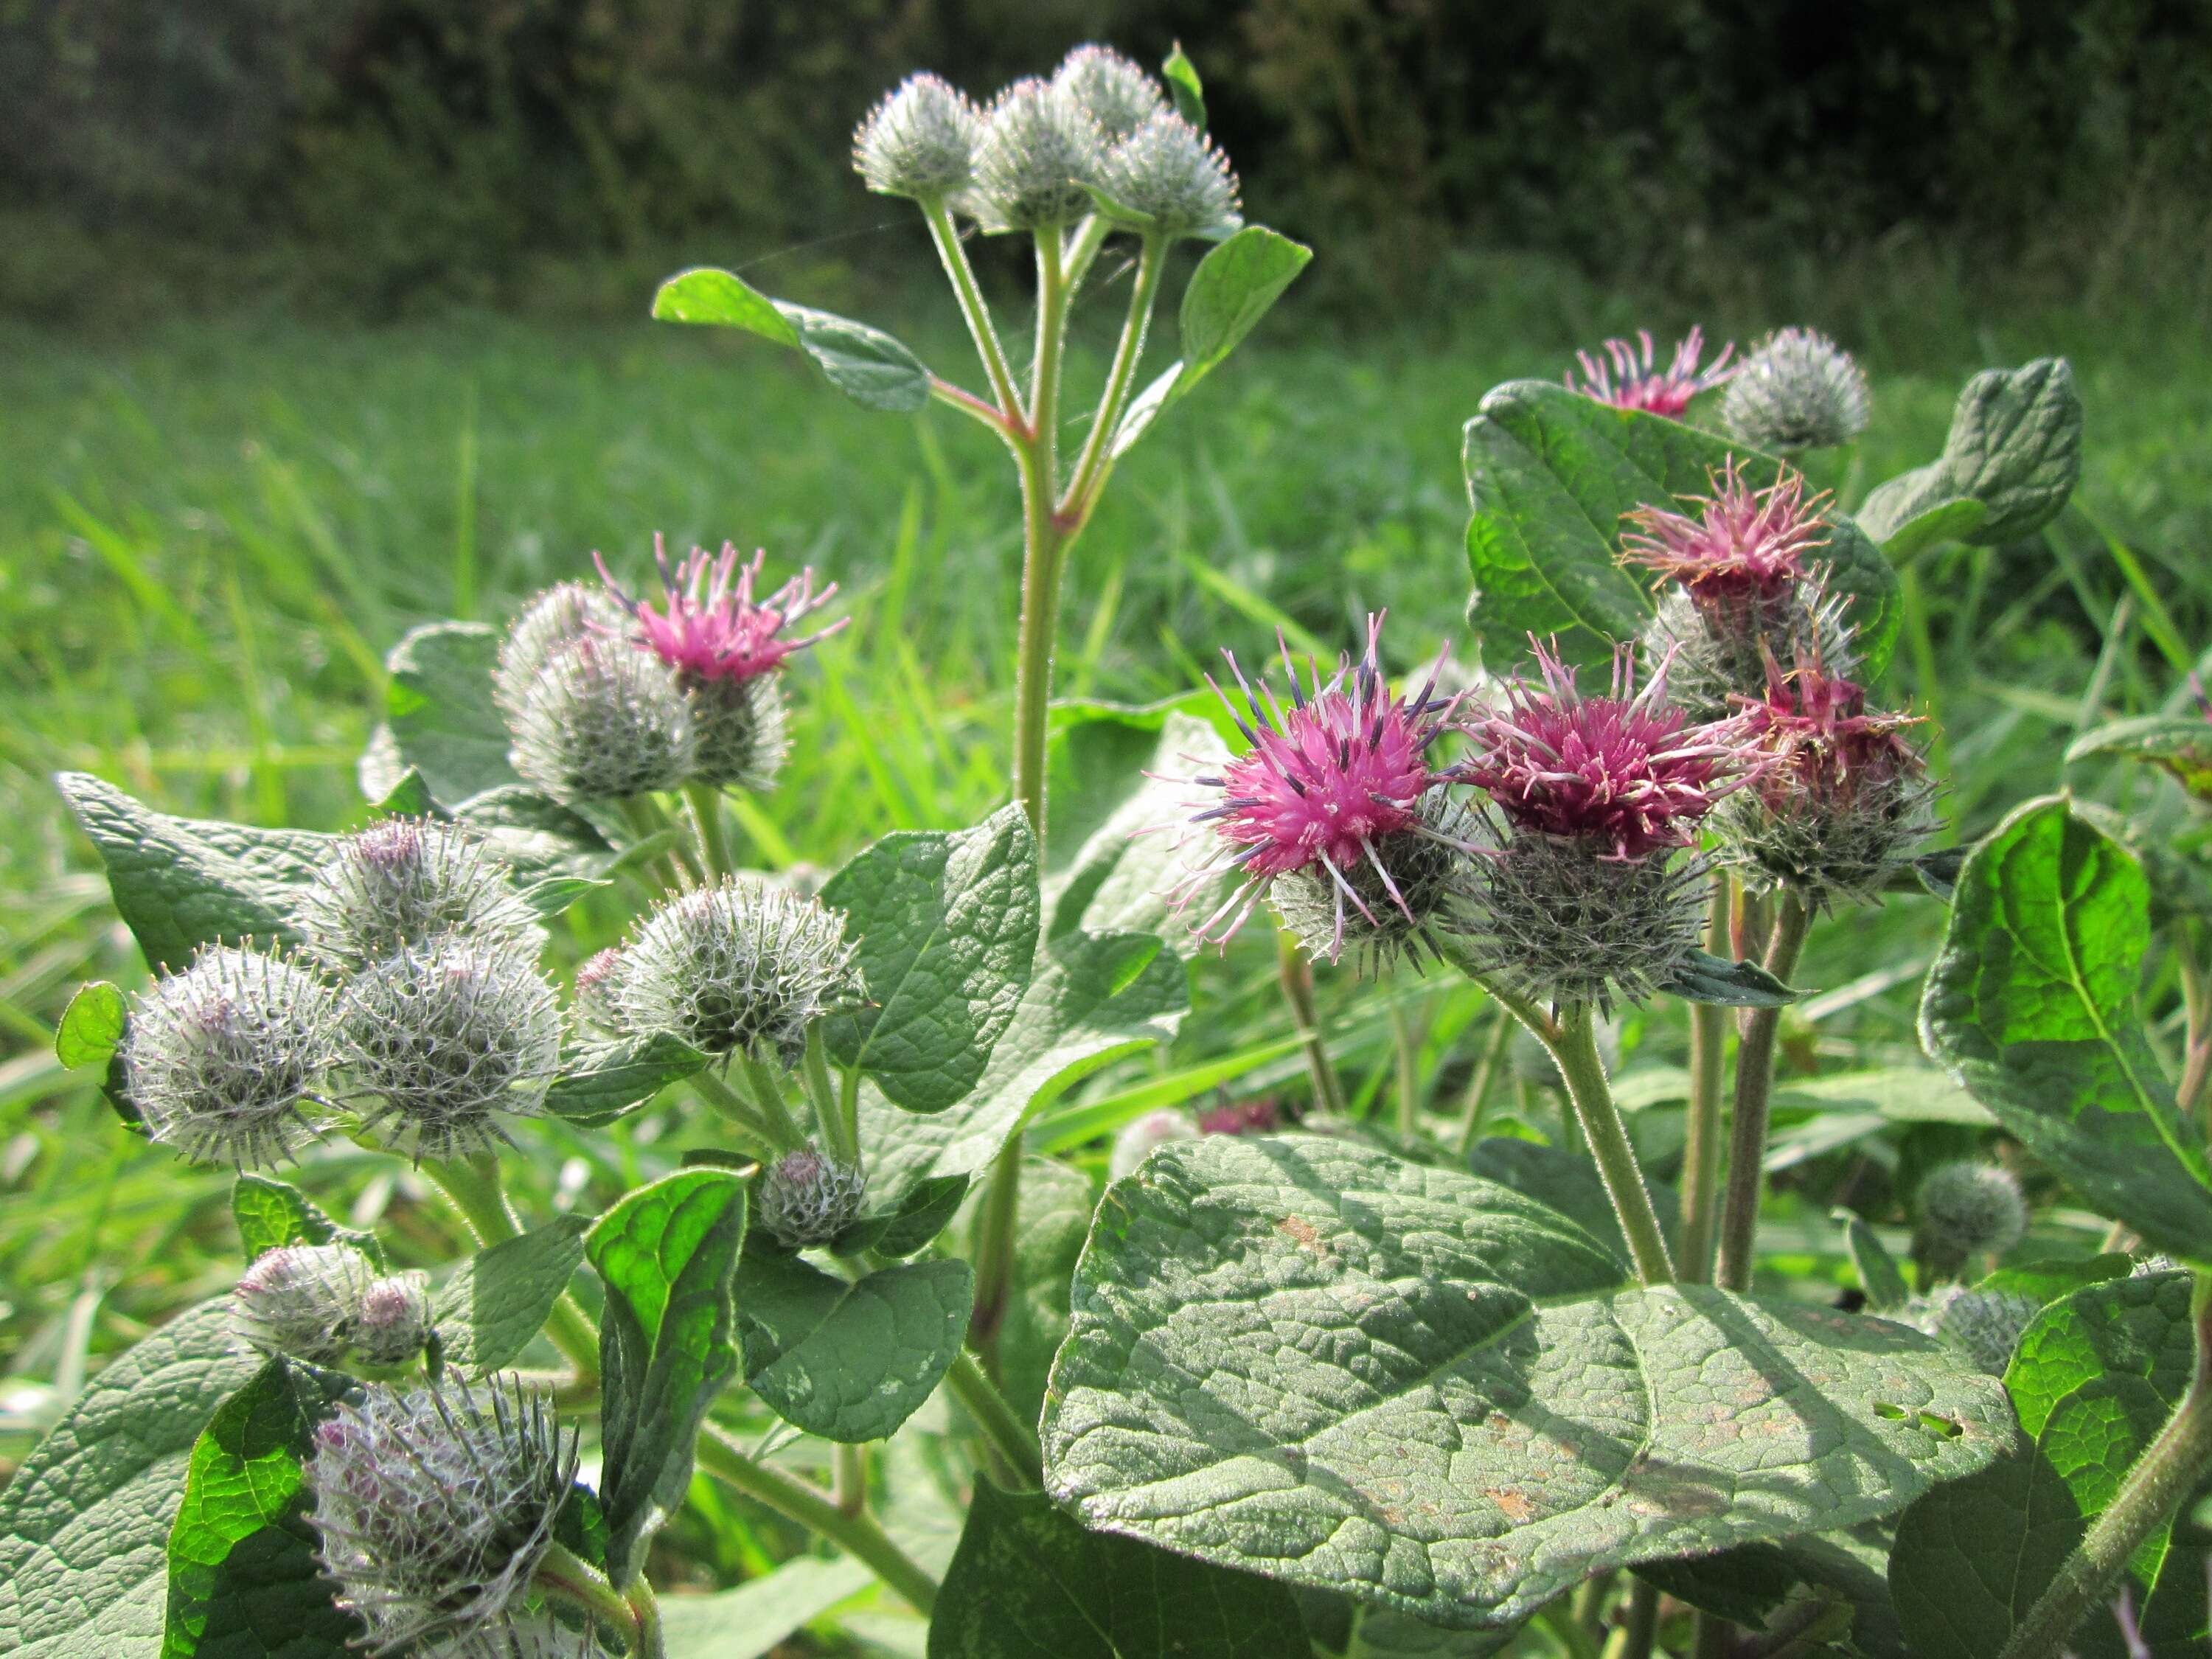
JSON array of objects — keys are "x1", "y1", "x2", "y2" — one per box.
[
  {"x1": 1715, "y1": 891, "x2": 1812, "y2": 1293},
  {"x1": 1551, "y1": 1006, "x2": 1675, "y2": 1285},
  {"x1": 1060, "y1": 234, "x2": 1166, "y2": 524},
  {"x1": 739, "y1": 1051, "x2": 810, "y2": 1152},
  {"x1": 614, "y1": 794, "x2": 687, "y2": 894},
  {"x1": 425, "y1": 1153, "x2": 601, "y2": 1381},
  {"x1": 799, "y1": 1023, "x2": 855, "y2": 1164},
  {"x1": 2001, "y1": 1276, "x2": 2212, "y2": 1658},
  {"x1": 698, "y1": 1425, "x2": 939, "y2": 1616},
  {"x1": 686, "y1": 1066, "x2": 775, "y2": 1151},
  {"x1": 834, "y1": 1441, "x2": 868, "y2": 1518},
  {"x1": 1279, "y1": 930, "x2": 1348, "y2": 1116},
  {"x1": 1454, "y1": 1004, "x2": 1515, "y2": 1157},
  {"x1": 945, "y1": 1350, "x2": 1046, "y2": 1487},
  {"x1": 681, "y1": 781, "x2": 733, "y2": 883},
  {"x1": 535, "y1": 1541, "x2": 650, "y2": 1650},
  {"x1": 922, "y1": 197, "x2": 1022, "y2": 422},
  {"x1": 625, "y1": 1575, "x2": 666, "y2": 1659},
  {"x1": 1678, "y1": 874, "x2": 1734, "y2": 1284}
]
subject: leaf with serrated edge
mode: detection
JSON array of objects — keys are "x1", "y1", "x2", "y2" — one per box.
[
  {"x1": 1461, "y1": 382, "x2": 1899, "y2": 675},
  {"x1": 859, "y1": 925, "x2": 1186, "y2": 1210},
  {"x1": 161, "y1": 1357, "x2": 358, "y2": 1659},
  {"x1": 1891, "y1": 1270, "x2": 2208, "y2": 1658},
  {"x1": 1042, "y1": 1135, "x2": 2011, "y2": 1630},
  {"x1": 230, "y1": 1176, "x2": 382, "y2": 1270},
  {"x1": 927, "y1": 1481, "x2": 1307, "y2": 1659},
  {"x1": 58, "y1": 773, "x2": 331, "y2": 970},
  {"x1": 1921, "y1": 796, "x2": 2212, "y2": 1262},
  {"x1": 0, "y1": 1300, "x2": 260, "y2": 1659},
  {"x1": 738, "y1": 1254, "x2": 972, "y2": 1444},
  {"x1": 434, "y1": 1217, "x2": 592, "y2": 1371},
  {"x1": 821, "y1": 806, "x2": 1040, "y2": 1116},
  {"x1": 588, "y1": 1169, "x2": 748, "y2": 1585}
]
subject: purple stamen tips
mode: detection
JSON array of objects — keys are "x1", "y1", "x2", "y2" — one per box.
[
  {"x1": 597, "y1": 538, "x2": 847, "y2": 684},
  {"x1": 1564, "y1": 325, "x2": 1737, "y2": 417}
]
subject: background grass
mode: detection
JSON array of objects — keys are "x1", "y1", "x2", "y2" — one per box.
[{"x1": 3, "y1": 248, "x2": 2210, "y2": 1622}]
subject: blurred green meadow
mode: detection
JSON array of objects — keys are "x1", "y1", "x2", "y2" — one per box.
[{"x1": 2, "y1": 255, "x2": 2209, "y2": 1514}]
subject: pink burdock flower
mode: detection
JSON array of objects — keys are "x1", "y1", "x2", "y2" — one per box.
[
  {"x1": 1565, "y1": 326, "x2": 1736, "y2": 417},
  {"x1": 1620, "y1": 461, "x2": 1830, "y2": 609},
  {"x1": 1164, "y1": 613, "x2": 1475, "y2": 964},
  {"x1": 1461, "y1": 639, "x2": 1761, "y2": 861},
  {"x1": 1198, "y1": 1096, "x2": 1281, "y2": 1136},
  {"x1": 596, "y1": 538, "x2": 846, "y2": 684}
]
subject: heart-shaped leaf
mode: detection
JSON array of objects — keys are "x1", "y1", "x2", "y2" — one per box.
[
  {"x1": 1859, "y1": 359, "x2": 2081, "y2": 549},
  {"x1": 737, "y1": 1252, "x2": 972, "y2": 1444},
  {"x1": 1461, "y1": 382, "x2": 1900, "y2": 674},
  {"x1": 1042, "y1": 1135, "x2": 2011, "y2": 1630},
  {"x1": 1920, "y1": 796, "x2": 2212, "y2": 1262},
  {"x1": 367, "y1": 622, "x2": 517, "y2": 808},
  {"x1": 433, "y1": 1216, "x2": 592, "y2": 1372},
  {"x1": 927, "y1": 1481, "x2": 1308, "y2": 1659},
  {"x1": 588, "y1": 1169, "x2": 748, "y2": 1585},
  {"x1": 821, "y1": 806, "x2": 1041, "y2": 1116},
  {"x1": 161, "y1": 1357, "x2": 358, "y2": 1659},
  {"x1": 652, "y1": 269, "x2": 931, "y2": 414},
  {"x1": 231, "y1": 1176, "x2": 382, "y2": 1270}
]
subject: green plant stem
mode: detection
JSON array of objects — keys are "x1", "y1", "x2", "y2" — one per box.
[
  {"x1": 536, "y1": 1541, "x2": 657, "y2": 1653},
  {"x1": 1279, "y1": 930, "x2": 1348, "y2": 1116},
  {"x1": 834, "y1": 1441, "x2": 867, "y2": 1517},
  {"x1": 945, "y1": 1349, "x2": 1046, "y2": 1486},
  {"x1": 1060, "y1": 234, "x2": 1166, "y2": 524},
  {"x1": 1551, "y1": 1006, "x2": 1675, "y2": 1285},
  {"x1": 739, "y1": 1052, "x2": 810, "y2": 1152},
  {"x1": 424, "y1": 1153, "x2": 602, "y2": 1380},
  {"x1": 1060, "y1": 212, "x2": 1111, "y2": 296},
  {"x1": 2000, "y1": 1272, "x2": 2212, "y2": 1659},
  {"x1": 800, "y1": 1023, "x2": 855, "y2": 1164},
  {"x1": 614, "y1": 795, "x2": 687, "y2": 893},
  {"x1": 686, "y1": 1066, "x2": 775, "y2": 1150},
  {"x1": 1534, "y1": 1602, "x2": 1607, "y2": 1659},
  {"x1": 681, "y1": 780, "x2": 733, "y2": 882},
  {"x1": 625, "y1": 1576, "x2": 666, "y2": 1659},
  {"x1": 698, "y1": 1425, "x2": 939, "y2": 1616},
  {"x1": 1678, "y1": 874, "x2": 1734, "y2": 1284},
  {"x1": 1603, "y1": 1580, "x2": 1660, "y2": 1659},
  {"x1": 1715, "y1": 889, "x2": 1813, "y2": 1293},
  {"x1": 1693, "y1": 1611, "x2": 1730, "y2": 1659},
  {"x1": 1454, "y1": 1004, "x2": 1514, "y2": 1157},
  {"x1": 922, "y1": 197, "x2": 1022, "y2": 422}
]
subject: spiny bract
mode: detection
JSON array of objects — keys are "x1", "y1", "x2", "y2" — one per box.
[
  {"x1": 853, "y1": 72, "x2": 981, "y2": 201},
  {"x1": 1722, "y1": 327, "x2": 1872, "y2": 452},
  {"x1": 299, "y1": 817, "x2": 542, "y2": 972}
]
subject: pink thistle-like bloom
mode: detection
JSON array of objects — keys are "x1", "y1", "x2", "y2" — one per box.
[
  {"x1": 1198, "y1": 1096, "x2": 1281, "y2": 1136},
  {"x1": 1462, "y1": 639, "x2": 1765, "y2": 860},
  {"x1": 1736, "y1": 652, "x2": 1923, "y2": 807},
  {"x1": 1163, "y1": 613, "x2": 1472, "y2": 957},
  {"x1": 1619, "y1": 462, "x2": 1831, "y2": 608},
  {"x1": 1565, "y1": 326, "x2": 1736, "y2": 417},
  {"x1": 596, "y1": 537, "x2": 846, "y2": 683}
]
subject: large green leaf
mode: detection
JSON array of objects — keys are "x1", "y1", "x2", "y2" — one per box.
[
  {"x1": 1638, "y1": 1523, "x2": 1901, "y2": 1656},
  {"x1": 229, "y1": 1176, "x2": 380, "y2": 1270},
  {"x1": 651, "y1": 268, "x2": 931, "y2": 414},
  {"x1": 1465, "y1": 1136, "x2": 1676, "y2": 1266},
  {"x1": 1858, "y1": 358, "x2": 2082, "y2": 549},
  {"x1": 1041, "y1": 1136, "x2": 2011, "y2": 1630},
  {"x1": 433, "y1": 1216, "x2": 593, "y2": 1372},
  {"x1": 1890, "y1": 1270, "x2": 2209, "y2": 1657},
  {"x1": 821, "y1": 806, "x2": 1042, "y2": 1116},
  {"x1": 927, "y1": 1481, "x2": 1308, "y2": 1659},
  {"x1": 161, "y1": 1358, "x2": 356, "y2": 1659},
  {"x1": 0, "y1": 1301, "x2": 260, "y2": 1659},
  {"x1": 1047, "y1": 712, "x2": 1228, "y2": 954},
  {"x1": 737, "y1": 1253, "x2": 972, "y2": 1444},
  {"x1": 587, "y1": 1169, "x2": 748, "y2": 1585},
  {"x1": 860, "y1": 925, "x2": 1187, "y2": 1208},
  {"x1": 1461, "y1": 381, "x2": 1900, "y2": 674},
  {"x1": 659, "y1": 1554, "x2": 872, "y2": 1659},
  {"x1": 366, "y1": 622, "x2": 517, "y2": 807},
  {"x1": 1920, "y1": 796, "x2": 2212, "y2": 1262},
  {"x1": 58, "y1": 774, "x2": 330, "y2": 970},
  {"x1": 541, "y1": 1034, "x2": 708, "y2": 1127}
]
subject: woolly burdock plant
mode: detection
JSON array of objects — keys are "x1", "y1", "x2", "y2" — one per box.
[
  {"x1": 342, "y1": 938, "x2": 563, "y2": 1160},
  {"x1": 608, "y1": 877, "x2": 863, "y2": 1067},
  {"x1": 1564, "y1": 326, "x2": 1736, "y2": 417},
  {"x1": 306, "y1": 1376, "x2": 577, "y2": 1656},
  {"x1": 1721, "y1": 327, "x2": 1872, "y2": 453},
  {"x1": 756, "y1": 1147, "x2": 869, "y2": 1249},
  {"x1": 598, "y1": 540, "x2": 844, "y2": 791},
  {"x1": 1458, "y1": 641, "x2": 1764, "y2": 1009},
  {"x1": 1049, "y1": 44, "x2": 1166, "y2": 145},
  {"x1": 300, "y1": 817, "x2": 541, "y2": 972},
  {"x1": 233, "y1": 1243, "x2": 433, "y2": 1371},
  {"x1": 126, "y1": 943, "x2": 340, "y2": 1167},
  {"x1": 1913, "y1": 1159, "x2": 2028, "y2": 1282},
  {"x1": 968, "y1": 77, "x2": 1105, "y2": 233},
  {"x1": 1164, "y1": 614, "x2": 1474, "y2": 967},
  {"x1": 508, "y1": 636, "x2": 697, "y2": 806},
  {"x1": 852, "y1": 72, "x2": 981, "y2": 201},
  {"x1": 493, "y1": 582, "x2": 630, "y2": 722},
  {"x1": 1093, "y1": 112, "x2": 1241, "y2": 240}
]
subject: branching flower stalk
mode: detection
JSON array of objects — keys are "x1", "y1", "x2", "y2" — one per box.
[
  {"x1": 424, "y1": 1152, "x2": 602, "y2": 1382},
  {"x1": 1714, "y1": 888, "x2": 1812, "y2": 1291},
  {"x1": 1677, "y1": 874, "x2": 1734, "y2": 1282}
]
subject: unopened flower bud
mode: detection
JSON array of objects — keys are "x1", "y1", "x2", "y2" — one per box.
[
  {"x1": 1932, "y1": 1286, "x2": 2042, "y2": 1376},
  {"x1": 1913, "y1": 1160, "x2": 2027, "y2": 1280},
  {"x1": 1051, "y1": 44, "x2": 1167, "y2": 144},
  {"x1": 354, "y1": 1273, "x2": 435, "y2": 1368},
  {"x1": 571, "y1": 947, "x2": 625, "y2": 1031},
  {"x1": 494, "y1": 582, "x2": 630, "y2": 721},
  {"x1": 307, "y1": 1377, "x2": 575, "y2": 1655},
  {"x1": 1461, "y1": 828, "x2": 1708, "y2": 1011},
  {"x1": 128, "y1": 945, "x2": 339, "y2": 1167},
  {"x1": 854, "y1": 72, "x2": 981, "y2": 200},
  {"x1": 1643, "y1": 578, "x2": 1856, "y2": 725},
  {"x1": 1268, "y1": 785, "x2": 1478, "y2": 974},
  {"x1": 1108, "y1": 1108, "x2": 1198, "y2": 1181},
  {"x1": 509, "y1": 636, "x2": 697, "y2": 805},
  {"x1": 970, "y1": 79, "x2": 1104, "y2": 233},
  {"x1": 1722, "y1": 328, "x2": 1871, "y2": 453},
  {"x1": 343, "y1": 939, "x2": 563, "y2": 1160},
  {"x1": 609, "y1": 877, "x2": 863, "y2": 1066},
  {"x1": 301, "y1": 818, "x2": 540, "y2": 972},
  {"x1": 1095, "y1": 112, "x2": 1241, "y2": 240},
  {"x1": 757, "y1": 1147, "x2": 867, "y2": 1248},
  {"x1": 233, "y1": 1243, "x2": 379, "y2": 1365}
]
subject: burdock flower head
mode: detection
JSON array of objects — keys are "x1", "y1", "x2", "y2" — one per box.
[
  {"x1": 1624, "y1": 462, "x2": 1853, "y2": 720},
  {"x1": 1051, "y1": 44, "x2": 1168, "y2": 145},
  {"x1": 1093, "y1": 112, "x2": 1241, "y2": 240},
  {"x1": 853, "y1": 72, "x2": 982, "y2": 201},
  {"x1": 306, "y1": 1377, "x2": 575, "y2": 1656},
  {"x1": 969, "y1": 77, "x2": 1106, "y2": 232},
  {"x1": 493, "y1": 582, "x2": 630, "y2": 722},
  {"x1": 1164, "y1": 614, "x2": 1475, "y2": 968},
  {"x1": 597, "y1": 539, "x2": 844, "y2": 790},
  {"x1": 1722, "y1": 327, "x2": 1872, "y2": 453},
  {"x1": 756, "y1": 1146, "x2": 869, "y2": 1249},
  {"x1": 1458, "y1": 641, "x2": 1764, "y2": 1007},
  {"x1": 1565, "y1": 327, "x2": 1736, "y2": 417},
  {"x1": 508, "y1": 634, "x2": 698, "y2": 805},
  {"x1": 127, "y1": 944, "x2": 340, "y2": 1167},
  {"x1": 1713, "y1": 652, "x2": 1936, "y2": 905},
  {"x1": 300, "y1": 818, "x2": 542, "y2": 973},
  {"x1": 232, "y1": 1243, "x2": 431, "y2": 1371}
]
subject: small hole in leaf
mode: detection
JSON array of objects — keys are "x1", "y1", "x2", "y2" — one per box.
[
  {"x1": 1918, "y1": 1412, "x2": 1964, "y2": 1439},
  {"x1": 1874, "y1": 1402, "x2": 1907, "y2": 1420}
]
